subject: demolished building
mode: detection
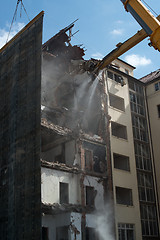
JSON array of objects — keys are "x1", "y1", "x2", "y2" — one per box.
[
  {"x1": 41, "y1": 22, "x2": 112, "y2": 240},
  {"x1": 1, "y1": 11, "x2": 160, "y2": 240},
  {"x1": 0, "y1": 12, "x2": 112, "y2": 240}
]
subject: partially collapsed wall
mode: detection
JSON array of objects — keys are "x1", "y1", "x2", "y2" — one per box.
[
  {"x1": 41, "y1": 24, "x2": 111, "y2": 239},
  {"x1": 0, "y1": 14, "x2": 111, "y2": 240}
]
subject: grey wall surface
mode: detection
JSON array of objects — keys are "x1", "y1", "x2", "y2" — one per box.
[{"x1": 0, "y1": 13, "x2": 43, "y2": 240}]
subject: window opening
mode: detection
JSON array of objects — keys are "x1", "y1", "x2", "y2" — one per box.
[
  {"x1": 60, "y1": 182, "x2": 69, "y2": 204},
  {"x1": 116, "y1": 187, "x2": 133, "y2": 206},
  {"x1": 85, "y1": 227, "x2": 98, "y2": 240},
  {"x1": 155, "y1": 82, "x2": 160, "y2": 91},
  {"x1": 56, "y1": 226, "x2": 69, "y2": 240},
  {"x1": 107, "y1": 71, "x2": 124, "y2": 84},
  {"x1": 113, "y1": 153, "x2": 130, "y2": 171},
  {"x1": 86, "y1": 186, "x2": 95, "y2": 206},
  {"x1": 157, "y1": 104, "x2": 160, "y2": 118},
  {"x1": 109, "y1": 94, "x2": 125, "y2": 112},
  {"x1": 111, "y1": 121, "x2": 127, "y2": 140},
  {"x1": 125, "y1": 69, "x2": 129, "y2": 75},
  {"x1": 42, "y1": 227, "x2": 49, "y2": 240}
]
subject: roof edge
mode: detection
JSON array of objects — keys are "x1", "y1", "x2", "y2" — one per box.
[{"x1": 117, "y1": 57, "x2": 136, "y2": 69}]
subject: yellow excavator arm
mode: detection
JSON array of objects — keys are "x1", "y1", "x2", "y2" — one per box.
[
  {"x1": 97, "y1": 28, "x2": 147, "y2": 70},
  {"x1": 96, "y1": 0, "x2": 160, "y2": 71},
  {"x1": 121, "y1": 0, "x2": 160, "y2": 51}
]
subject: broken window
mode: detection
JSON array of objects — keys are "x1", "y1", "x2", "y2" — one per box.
[
  {"x1": 85, "y1": 149, "x2": 93, "y2": 171},
  {"x1": 116, "y1": 187, "x2": 133, "y2": 206},
  {"x1": 56, "y1": 226, "x2": 69, "y2": 240},
  {"x1": 109, "y1": 93, "x2": 125, "y2": 111},
  {"x1": 115, "y1": 74, "x2": 123, "y2": 84},
  {"x1": 86, "y1": 186, "x2": 95, "y2": 206},
  {"x1": 85, "y1": 227, "x2": 98, "y2": 240},
  {"x1": 107, "y1": 71, "x2": 123, "y2": 84},
  {"x1": 113, "y1": 153, "x2": 130, "y2": 171},
  {"x1": 111, "y1": 121, "x2": 127, "y2": 140},
  {"x1": 60, "y1": 182, "x2": 69, "y2": 204},
  {"x1": 157, "y1": 104, "x2": 160, "y2": 118},
  {"x1": 107, "y1": 71, "x2": 114, "y2": 80},
  {"x1": 118, "y1": 223, "x2": 135, "y2": 240},
  {"x1": 83, "y1": 141, "x2": 106, "y2": 174},
  {"x1": 42, "y1": 227, "x2": 49, "y2": 240}
]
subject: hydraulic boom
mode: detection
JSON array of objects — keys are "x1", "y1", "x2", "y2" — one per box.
[
  {"x1": 120, "y1": 0, "x2": 160, "y2": 51},
  {"x1": 95, "y1": 0, "x2": 160, "y2": 71}
]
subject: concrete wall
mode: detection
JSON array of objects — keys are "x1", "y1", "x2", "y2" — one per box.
[
  {"x1": 41, "y1": 163, "x2": 105, "y2": 239},
  {"x1": 41, "y1": 167, "x2": 81, "y2": 204},
  {"x1": 42, "y1": 212, "x2": 107, "y2": 240},
  {"x1": 106, "y1": 72, "x2": 142, "y2": 240},
  {"x1": 41, "y1": 167, "x2": 104, "y2": 207}
]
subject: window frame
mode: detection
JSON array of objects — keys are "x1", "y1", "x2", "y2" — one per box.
[
  {"x1": 107, "y1": 70, "x2": 124, "y2": 84},
  {"x1": 140, "y1": 204, "x2": 158, "y2": 236},
  {"x1": 118, "y1": 223, "x2": 135, "y2": 240},
  {"x1": 138, "y1": 172, "x2": 155, "y2": 203}
]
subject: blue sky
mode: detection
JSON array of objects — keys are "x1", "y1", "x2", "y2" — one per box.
[{"x1": 0, "y1": 0, "x2": 160, "y2": 78}]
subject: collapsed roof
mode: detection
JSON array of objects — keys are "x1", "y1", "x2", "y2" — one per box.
[{"x1": 41, "y1": 23, "x2": 105, "y2": 138}]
